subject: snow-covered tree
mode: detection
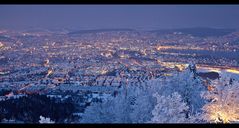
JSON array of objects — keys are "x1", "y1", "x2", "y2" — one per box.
[
  {"x1": 39, "y1": 116, "x2": 55, "y2": 124},
  {"x1": 149, "y1": 92, "x2": 191, "y2": 123},
  {"x1": 201, "y1": 77, "x2": 239, "y2": 123},
  {"x1": 80, "y1": 97, "x2": 118, "y2": 123},
  {"x1": 160, "y1": 67, "x2": 206, "y2": 116},
  {"x1": 80, "y1": 79, "x2": 163, "y2": 124},
  {"x1": 80, "y1": 85, "x2": 137, "y2": 123},
  {"x1": 129, "y1": 85, "x2": 157, "y2": 123}
]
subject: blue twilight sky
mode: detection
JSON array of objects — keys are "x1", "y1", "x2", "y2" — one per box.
[{"x1": 0, "y1": 5, "x2": 239, "y2": 30}]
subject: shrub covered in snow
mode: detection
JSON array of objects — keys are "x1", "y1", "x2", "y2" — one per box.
[{"x1": 39, "y1": 116, "x2": 55, "y2": 124}]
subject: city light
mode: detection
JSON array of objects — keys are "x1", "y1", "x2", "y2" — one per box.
[
  {"x1": 46, "y1": 69, "x2": 53, "y2": 77},
  {"x1": 226, "y1": 69, "x2": 239, "y2": 74}
]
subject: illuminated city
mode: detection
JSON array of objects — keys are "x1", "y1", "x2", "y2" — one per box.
[{"x1": 0, "y1": 5, "x2": 238, "y2": 124}]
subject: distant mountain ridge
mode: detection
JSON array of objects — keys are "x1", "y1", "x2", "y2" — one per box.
[
  {"x1": 68, "y1": 28, "x2": 135, "y2": 35},
  {"x1": 150, "y1": 27, "x2": 237, "y2": 37},
  {"x1": 14, "y1": 27, "x2": 237, "y2": 37}
]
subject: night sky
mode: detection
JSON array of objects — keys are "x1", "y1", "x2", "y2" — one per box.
[{"x1": 0, "y1": 5, "x2": 239, "y2": 30}]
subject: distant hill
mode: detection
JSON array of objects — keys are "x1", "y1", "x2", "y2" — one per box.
[
  {"x1": 150, "y1": 27, "x2": 236, "y2": 37},
  {"x1": 68, "y1": 28, "x2": 135, "y2": 35},
  {"x1": 23, "y1": 28, "x2": 52, "y2": 33}
]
